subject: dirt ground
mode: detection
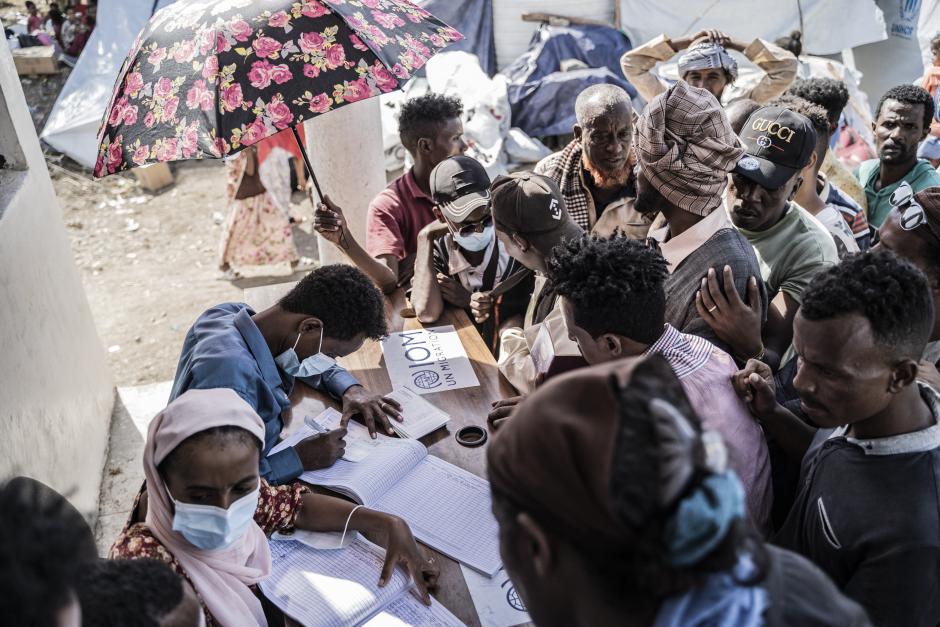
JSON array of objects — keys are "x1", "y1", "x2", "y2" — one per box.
[
  {"x1": 51, "y1": 160, "x2": 321, "y2": 386},
  {"x1": 5, "y1": 1, "x2": 321, "y2": 385}
]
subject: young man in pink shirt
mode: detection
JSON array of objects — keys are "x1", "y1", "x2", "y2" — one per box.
[{"x1": 314, "y1": 93, "x2": 467, "y2": 293}]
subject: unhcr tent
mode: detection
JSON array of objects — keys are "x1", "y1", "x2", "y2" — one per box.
[
  {"x1": 41, "y1": 0, "x2": 174, "y2": 169},
  {"x1": 617, "y1": 0, "x2": 886, "y2": 56}
]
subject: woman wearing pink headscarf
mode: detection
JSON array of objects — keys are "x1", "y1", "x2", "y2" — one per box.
[{"x1": 110, "y1": 388, "x2": 437, "y2": 626}]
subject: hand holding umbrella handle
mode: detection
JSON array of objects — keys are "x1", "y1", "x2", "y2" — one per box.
[{"x1": 314, "y1": 196, "x2": 351, "y2": 251}]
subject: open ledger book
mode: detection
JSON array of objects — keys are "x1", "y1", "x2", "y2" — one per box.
[
  {"x1": 297, "y1": 411, "x2": 501, "y2": 576},
  {"x1": 261, "y1": 538, "x2": 465, "y2": 627}
]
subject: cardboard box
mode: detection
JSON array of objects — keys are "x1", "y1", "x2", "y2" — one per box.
[
  {"x1": 132, "y1": 162, "x2": 174, "y2": 192},
  {"x1": 12, "y1": 46, "x2": 59, "y2": 76}
]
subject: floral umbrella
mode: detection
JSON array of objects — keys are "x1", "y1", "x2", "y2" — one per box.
[{"x1": 93, "y1": 0, "x2": 462, "y2": 195}]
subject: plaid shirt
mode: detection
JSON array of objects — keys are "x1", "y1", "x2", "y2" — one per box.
[
  {"x1": 535, "y1": 140, "x2": 650, "y2": 238},
  {"x1": 534, "y1": 141, "x2": 594, "y2": 231}
]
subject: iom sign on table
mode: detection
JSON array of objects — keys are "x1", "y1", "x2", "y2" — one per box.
[{"x1": 381, "y1": 325, "x2": 480, "y2": 395}]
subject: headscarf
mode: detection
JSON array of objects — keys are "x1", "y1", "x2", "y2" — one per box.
[
  {"x1": 144, "y1": 388, "x2": 271, "y2": 627},
  {"x1": 487, "y1": 355, "x2": 757, "y2": 620},
  {"x1": 635, "y1": 81, "x2": 745, "y2": 216},
  {"x1": 677, "y1": 42, "x2": 739, "y2": 82}
]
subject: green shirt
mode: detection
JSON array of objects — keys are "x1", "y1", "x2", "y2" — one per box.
[
  {"x1": 736, "y1": 203, "x2": 839, "y2": 303},
  {"x1": 855, "y1": 158, "x2": 940, "y2": 228}
]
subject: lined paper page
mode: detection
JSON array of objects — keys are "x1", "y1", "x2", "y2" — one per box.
[
  {"x1": 363, "y1": 595, "x2": 466, "y2": 627},
  {"x1": 373, "y1": 456, "x2": 501, "y2": 576},
  {"x1": 300, "y1": 437, "x2": 427, "y2": 506},
  {"x1": 261, "y1": 539, "x2": 409, "y2": 627}
]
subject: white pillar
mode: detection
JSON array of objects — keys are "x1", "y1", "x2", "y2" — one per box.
[
  {"x1": 0, "y1": 38, "x2": 114, "y2": 514},
  {"x1": 303, "y1": 97, "x2": 386, "y2": 265}
]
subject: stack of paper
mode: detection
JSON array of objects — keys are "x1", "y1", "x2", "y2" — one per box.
[{"x1": 384, "y1": 387, "x2": 450, "y2": 440}]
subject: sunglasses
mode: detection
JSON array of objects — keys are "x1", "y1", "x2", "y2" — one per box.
[
  {"x1": 889, "y1": 181, "x2": 926, "y2": 231},
  {"x1": 455, "y1": 214, "x2": 493, "y2": 237}
]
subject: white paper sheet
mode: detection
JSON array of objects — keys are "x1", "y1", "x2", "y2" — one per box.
[
  {"x1": 310, "y1": 408, "x2": 388, "y2": 461},
  {"x1": 386, "y1": 387, "x2": 451, "y2": 439},
  {"x1": 381, "y1": 325, "x2": 480, "y2": 395},
  {"x1": 363, "y1": 595, "x2": 467, "y2": 627},
  {"x1": 460, "y1": 565, "x2": 530, "y2": 627},
  {"x1": 261, "y1": 538, "x2": 410, "y2": 627},
  {"x1": 374, "y1": 456, "x2": 501, "y2": 576}
]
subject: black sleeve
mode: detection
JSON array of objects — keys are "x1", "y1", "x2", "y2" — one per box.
[
  {"x1": 843, "y1": 545, "x2": 940, "y2": 627},
  {"x1": 764, "y1": 545, "x2": 873, "y2": 627}
]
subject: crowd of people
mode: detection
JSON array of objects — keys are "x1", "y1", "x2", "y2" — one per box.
[
  {"x1": 21, "y1": 0, "x2": 95, "y2": 59},
  {"x1": 5, "y1": 24, "x2": 940, "y2": 627}
]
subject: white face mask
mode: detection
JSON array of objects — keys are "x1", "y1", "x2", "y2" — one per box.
[
  {"x1": 275, "y1": 329, "x2": 336, "y2": 378},
  {"x1": 170, "y1": 484, "x2": 260, "y2": 551},
  {"x1": 453, "y1": 224, "x2": 494, "y2": 252}
]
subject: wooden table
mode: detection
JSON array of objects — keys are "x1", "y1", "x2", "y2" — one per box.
[{"x1": 245, "y1": 282, "x2": 515, "y2": 626}]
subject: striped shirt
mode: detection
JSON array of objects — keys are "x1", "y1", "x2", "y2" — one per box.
[{"x1": 646, "y1": 323, "x2": 772, "y2": 528}]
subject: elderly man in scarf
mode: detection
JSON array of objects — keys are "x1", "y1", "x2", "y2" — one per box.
[
  {"x1": 621, "y1": 29, "x2": 797, "y2": 106},
  {"x1": 634, "y1": 81, "x2": 768, "y2": 358}
]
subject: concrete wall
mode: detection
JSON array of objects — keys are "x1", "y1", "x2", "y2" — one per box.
[{"x1": 0, "y1": 39, "x2": 114, "y2": 514}]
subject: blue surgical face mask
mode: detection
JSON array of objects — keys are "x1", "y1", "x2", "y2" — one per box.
[
  {"x1": 275, "y1": 329, "x2": 336, "y2": 378},
  {"x1": 453, "y1": 224, "x2": 494, "y2": 252},
  {"x1": 170, "y1": 484, "x2": 260, "y2": 551}
]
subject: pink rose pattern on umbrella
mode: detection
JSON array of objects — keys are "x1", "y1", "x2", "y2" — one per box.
[{"x1": 95, "y1": 0, "x2": 461, "y2": 177}]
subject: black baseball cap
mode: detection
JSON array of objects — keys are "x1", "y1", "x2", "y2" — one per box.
[
  {"x1": 734, "y1": 106, "x2": 817, "y2": 189},
  {"x1": 429, "y1": 155, "x2": 491, "y2": 222},
  {"x1": 490, "y1": 172, "x2": 583, "y2": 254}
]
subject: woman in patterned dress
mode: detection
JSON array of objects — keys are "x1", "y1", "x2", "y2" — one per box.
[
  {"x1": 218, "y1": 145, "x2": 300, "y2": 278},
  {"x1": 110, "y1": 388, "x2": 437, "y2": 627}
]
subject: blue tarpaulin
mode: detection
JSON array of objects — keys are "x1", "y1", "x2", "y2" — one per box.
[
  {"x1": 418, "y1": 0, "x2": 496, "y2": 76},
  {"x1": 502, "y1": 24, "x2": 635, "y2": 137}
]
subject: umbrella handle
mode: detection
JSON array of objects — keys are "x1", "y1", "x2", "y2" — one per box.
[{"x1": 291, "y1": 126, "x2": 324, "y2": 203}]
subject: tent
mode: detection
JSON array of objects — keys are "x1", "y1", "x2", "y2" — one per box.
[
  {"x1": 617, "y1": 0, "x2": 887, "y2": 56},
  {"x1": 41, "y1": 0, "x2": 174, "y2": 169}
]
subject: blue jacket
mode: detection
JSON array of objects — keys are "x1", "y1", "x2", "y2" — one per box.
[{"x1": 169, "y1": 303, "x2": 359, "y2": 484}]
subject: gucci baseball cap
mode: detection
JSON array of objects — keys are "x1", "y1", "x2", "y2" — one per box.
[
  {"x1": 429, "y1": 155, "x2": 491, "y2": 222},
  {"x1": 734, "y1": 106, "x2": 817, "y2": 190},
  {"x1": 490, "y1": 172, "x2": 583, "y2": 254}
]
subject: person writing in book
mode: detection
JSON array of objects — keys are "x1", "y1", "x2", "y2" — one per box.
[
  {"x1": 411, "y1": 155, "x2": 533, "y2": 350},
  {"x1": 111, "y1": 388, "x2": 438, "y2": 627},
  {"x1": 170, "y1": 265, "x2": 402, "y2": 486},
  {"x1": 487, "y1": 355, "x2": 870, "y2": 627},
  {"x1": 490, "y1": 173, "x2": 585, "y2": 395},
  {"x1": 492, "y1": 235, "x2": 771, "y2": 528},
  {"x1": 314, "y1": 94, "x2": 467, "y2": 293},
  {"x1": 733, "y1": 251, "x2": 940, "y2": 625}
]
